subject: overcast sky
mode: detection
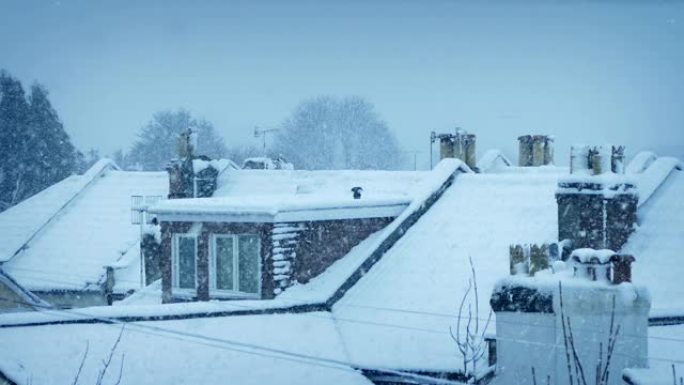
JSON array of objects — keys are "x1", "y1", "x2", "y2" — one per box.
[{"x1": 3, "y1": 0, "x2": 683, "y2": 169}]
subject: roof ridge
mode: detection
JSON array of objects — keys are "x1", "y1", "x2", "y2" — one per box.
[{"x1": 636, "y1": 156, "x2": 683, "y2": 208}]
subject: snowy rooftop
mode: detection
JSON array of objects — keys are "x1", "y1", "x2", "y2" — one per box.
[
  {"x1": 214, "y1": 168, "x2": 429, "y2": 198},
  {"x1": 152, "y1": 166, "x2": 432, "y2": 222},
  {"x1": 622, "y1": 324, "x2": 684, "y2": 385},
  {"x1": 151, "y1": 195, "x2": 411, "y2": 222},
  {"x1": 0, "y1": 153, "x2": 682, "y2": 382},
  {"x1": 331, "y1": 171, "x2": 562, "y2": 370},
  {"x1": 0, "y1": 312, "x2": 372, "y2": 385},
  {"x1": 0, "y1": 268, "x2": 50, "y2": 312},
  {"x1": 0, "y1": 160, "x2": 168, "y2": 292},
  {"x1": 623, "y1": 164, "x2": 684, "y2": 315}
]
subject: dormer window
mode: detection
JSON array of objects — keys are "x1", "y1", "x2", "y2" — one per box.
[{"x1": 210, "y1": 234, "x2": 261, "y2": 297}]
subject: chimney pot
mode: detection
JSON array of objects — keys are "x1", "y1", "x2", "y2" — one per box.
[
  {"x1": 570, "y1": 145, "x2": 591, "y2": 174},
  {"x1": 612, "y1": 254, "x2": 635, "y2": 284}
]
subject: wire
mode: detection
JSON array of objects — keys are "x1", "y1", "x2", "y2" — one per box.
[
  {"x1": 2, "y1": 295, "x2": 684, "y2": 367},
  {"x1": 4, "y1": 258, "x2": 684, "y2": 345},
  {"x1": 3, "y1": 265, "x2": 684, "y2": 345}
]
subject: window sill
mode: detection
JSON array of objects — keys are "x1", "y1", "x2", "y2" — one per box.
[
  {"x1": 171, "y1": 288, "x2": 198, "y2": 300},
  {"x1": 170, "y1": 288, "x2": 261, "y2": 301},
  {"x1": 209, "y1": 290, "x2": 261, "y2": 300}
]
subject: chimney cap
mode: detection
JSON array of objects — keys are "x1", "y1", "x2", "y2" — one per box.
[
  {"x1": 570, "y1": 248, "x2": 617, "y2": 264},
  {"x1": 351, "y1": 186, "x2": 363, "y2": 199}
]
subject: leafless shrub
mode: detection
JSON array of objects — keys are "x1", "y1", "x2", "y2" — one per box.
[
  {"x1": 70, "y1": 325, "x2": 126, "y2": 385},
  {"x1": 450, "y1": 256, "x2": 493, "y2": 382},
  {"x1": 673, "y1": 364, "x2": 683, "y2": 385},
  {"x1": 557, "y1": 282, "x2": 620, "y2": 385}
]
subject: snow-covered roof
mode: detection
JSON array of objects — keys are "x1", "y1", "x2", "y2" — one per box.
[
  {"x1": 0, "y1": 158, "x2": 464, "y2": 383},
  {"x1": 151, "y1": 167, "x2": 435, "y2": 223},
  {"x1": 622, "y1": 167, "x2": 684, "y2": 315},
  {"x1": 0, "y1": 159, "x2": 115, "y2": 263},
  {"x1": 622, "y1": 323, "x2": 684, "y2": 385},
  {"x1": 476, "y1": 149, "x2": 512, "y2": 173},
  {"x1": 0, "y1": 312, "x2": 372, "y2": 385},
  {"x1": 625, "y1": 153, "x2": 683, "y2": 207},
  {"x1": 0, "y1": 268, "x2": 50, "y2": 312},
  {"x1": 151, "y1": 195, "x2": 411, "y2": 223},
  {"x1": 0, "y1": 161, "x2": 168, "y2": 292},
  {"x1": 214, "y1": 168, "x2": 429, "y2": 198},
  {"x1": 331, "y1": 171, "x2": 561, "y2": 371},
  {"x1": 0, "y1": 151, "x2": 683, "y2": 382},
  {"x1": 0, "y1": 160, "x2": 467, "y2": 319}
]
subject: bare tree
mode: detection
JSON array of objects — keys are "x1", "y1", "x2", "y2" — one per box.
[
  {"x1": 273, "y1": 96, "x2": 405, "y2": 170},
  {"x1": 450, "y1": 256, "x2": 492, "y2": 382}
]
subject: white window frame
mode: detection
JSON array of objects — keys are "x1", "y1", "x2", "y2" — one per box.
[
  {"x1": 209, "y1": 234, "x2": 261, "y2": 298},
  {"x1": 172, "y1": 234, "x2": 198, "y2": 295}
]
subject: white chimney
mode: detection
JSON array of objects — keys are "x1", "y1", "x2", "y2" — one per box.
[{"x1": 490, "y1": 249, "x2": 650, "y2": 385}]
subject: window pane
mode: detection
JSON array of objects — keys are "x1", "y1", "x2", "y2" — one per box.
[
  {"x1": 238, "y1": 235, "x2": 260, "y2": 294},
  {"x1": 178, "y1": 237, "x2": 196, "y2": 289},
  {"x1": 215, "y1": 237, "x2": 234, "y2": 290}
]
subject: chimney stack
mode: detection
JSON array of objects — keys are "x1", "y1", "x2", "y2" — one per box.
[
  {"x1": 518, "y1": 135, "x2": 554, "y2": 166},
  {"x1": 558, "y1": 144, "x2": 637, "y2": 251},
  {"x1": 437, "y1": 129, "x2": 477, "y2": 171},
  {"x1": 167, "y1": 130, "x2": 219, "y2": 199},
  {"x1": 491, "y1": 248, "x2": 650, "y2": 385},
  {"x1": 570, "y1": 144, "x2": 625, "y2": 175}
]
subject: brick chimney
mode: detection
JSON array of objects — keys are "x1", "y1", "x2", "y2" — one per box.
[
  {"x1": 167, "y1": 129, "x2": 219, "y2": 199},
  {"x1": 556, "y1": 145, "x2": 637, "y2": 251}
]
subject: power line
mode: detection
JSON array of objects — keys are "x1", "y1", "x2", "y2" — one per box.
[
  {"x1": 1, "y1": 295, "x2": 684, "y2": 367},
  {"x1": 4, "y1": 264, "x2": 684, "y2": 344},
  {"x1": 3, "y1": 265, "x2": 684, "y2": 345}
]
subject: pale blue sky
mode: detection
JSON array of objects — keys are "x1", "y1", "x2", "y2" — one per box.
[{"x1": 2, "y1": 0, "x2": 683, "y2": 169}]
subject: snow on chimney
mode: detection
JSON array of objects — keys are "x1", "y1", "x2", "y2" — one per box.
[
  {"x1": 557, "y1": 144, "x2": 637, "y2": 251},
  {"x1": 570, "y1": 144, "x2": 625, "y2": 175},
  {"x1": 491, "y1": 248, "x2": 650, "y2": 385},
  {"x1": 167, "y1": 130, "x2": 219, "y2": 199}
]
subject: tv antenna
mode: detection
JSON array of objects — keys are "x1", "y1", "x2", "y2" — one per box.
[{"x1": 254, "y1": 126, "x2": 279, "y2": 153}]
